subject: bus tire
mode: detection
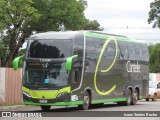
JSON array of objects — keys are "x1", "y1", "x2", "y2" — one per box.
[
  {"x1": 117, "y1": 102, "x2": 123, "y2": 106},
  {"x1": 124, "y1": 89, "x2": 132, "y2": 106},
  {"x1": 146, "y1": 98, "x2": 149, "y2": 101},
  {"x1": 78, "y1": 91, "x2": 90, "y2": 110},
  {"x1": 132, "y1": 89, "x2": 138, "y2": 105},
  {"x1": 40, "y1": 106, "x2": 51, "y2": 111},
  {"x1": 152, "y1": 94, "x2": 157, "y2": 101}
]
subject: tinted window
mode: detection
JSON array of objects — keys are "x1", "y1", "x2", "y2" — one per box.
[
  {"x1": 29, "y1": 39, "x2": 72, "y2": 58},
  {"x1": 86, "y1": 38, "x2": 97, "y2": 59},
  {"x1": 157, "y1": 83, "x2": 160, "y2": 89},
  {"x1": 134, "y1": 47, "x2": 140, "y2": 55},
  {"x1": 141, "y1": 45, "x2": 149, "y2": 61},
  {"x1": 105, "y1": 41, "x2": 116, "y2": 59},
  {"x1": 118, "y1": 42, "x2": 128, "y2": 60},
  {"x1": 127, "y1": 43, "x2": 134, "y2": 60},
  {"x1": 134, "y1": 46, "x2": 141, "y2": 60},
  {"x1": 74, "y1": 35, "x2": 84, "y2": 59}
]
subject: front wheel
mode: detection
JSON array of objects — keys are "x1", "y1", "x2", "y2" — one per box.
[
  {"x1": 40, "y1": 106, "x2": 51, "y2": 111},
  {"x1": 78, "y1": 92, "x2": 90, "y2": 110}
]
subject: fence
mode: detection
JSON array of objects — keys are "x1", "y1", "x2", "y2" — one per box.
[{"x1": 0, "y1": 68, "x2": 22, "y2": 105}]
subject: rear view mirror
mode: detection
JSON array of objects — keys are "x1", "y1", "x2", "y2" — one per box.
[
  {"x1": 12, "y1": 55, "x2": 25, "y2": 71},
  {"x1": 66, "y1": 55, "x2": 78, "y2": 71}
]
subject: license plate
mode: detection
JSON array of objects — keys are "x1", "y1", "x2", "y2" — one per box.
[{"x1": 39, "y1": 99, "x2": 47, "y2": 103}]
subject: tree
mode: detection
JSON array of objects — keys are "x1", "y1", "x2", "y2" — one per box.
[
  {"x1": 148, "y1": 0, "x2": 160, "y2": 28},
  {"x1": 32, "y1": 0, "x2": 88, "y2": 31},
  {"x1": 0, "y1": 0, "x2": 40, "y2": 67},
  {"x1": 0, "y1": 0, "x2": 89, "y2": 67},
  {"x1": 0, "y1": 0, "x2": 102, "y2": 67},
  {"x1": 149, "y1": 44, "x2": 160, "y2": 72},
  {"x1": 83, "y1": 19, "x2": 103, "y2": 31}
]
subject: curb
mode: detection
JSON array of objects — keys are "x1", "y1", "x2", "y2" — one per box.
[
  {"x1": 0, "y1": 105, "x2": 38, "y2": 111},
  {"x1": 0, "y1": 105, "x2": 26, "y2": 110}
]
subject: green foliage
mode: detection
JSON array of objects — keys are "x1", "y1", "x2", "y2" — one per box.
[
  {"x1": 0, "y1": 0, "x2": 102, "y2": 67},
  {"x1": 149, "y1": 44, "x2": 160, "y2": 72},
  {"x1": 148, "y1": 0, "x2": 160, "y2": 28},
  {"x1": 83, "y1": 19, "x2": 103, "y2": 31},
  {"x1": 0, "y1": 0, "x2": 40, "y2": 67},
  {"x1": 32, "y1": 0, "x2": 87, "y2": 31}
]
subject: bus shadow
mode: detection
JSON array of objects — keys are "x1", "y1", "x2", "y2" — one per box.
[{"x1": 31, "y1": 102, "x2": 144, "y2": 112}]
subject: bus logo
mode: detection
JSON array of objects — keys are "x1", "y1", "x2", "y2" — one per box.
[{"x1": 126, "y1": 61, "x2": 140, "y2": 73}]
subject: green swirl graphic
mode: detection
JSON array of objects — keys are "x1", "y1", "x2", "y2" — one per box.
[{"x1": 94, "y1": 37, "x2": 118, "y2": 95}]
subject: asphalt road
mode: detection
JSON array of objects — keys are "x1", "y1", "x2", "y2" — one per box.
[{"x1": 1, "y1": 99, "x2": 160, "y2": 120}]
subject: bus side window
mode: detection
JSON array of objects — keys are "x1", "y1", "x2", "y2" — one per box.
[
  {"x1": 118, "y1": 41, "x2": 128, "y2": 60},
  {"x1": 105, "y1": 41, "x2": 116, "y2": 59},
  {"x1": 95, "y1": 39, "x2": 103, "y2": 57},
  {"x1": 157, "y1": 83, "x2": 160, "y2": 89},
  {"x1": 141, "y1": 46, "x2": 149, "y2": 61},
  {"x1": 74, "y1": 35, "x2": 84, "y2": 60},
  {"x1": 134, "y1": 47, "x2": 141, "y2": 61},
  {"x1": 86, "y1": 38, "x2": 97, "y2": 60},
  {"x1": 119, "y1": 46, "x2": 128, "y2": 60},
  {"x1": 127, "y1": 43, "x2": 134, "y2": 60}
]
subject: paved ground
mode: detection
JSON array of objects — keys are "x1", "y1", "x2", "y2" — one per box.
[
  {"x1": 1, "y1": 99, "x2": 160, "y2": 111},
  {"x1": 0, "y1": 99, "x2": 160, "y2": 120}
]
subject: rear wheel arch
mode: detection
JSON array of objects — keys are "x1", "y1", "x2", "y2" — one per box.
[{"x1": 128, "y1": 87, "x2": 133, "y2": 95}]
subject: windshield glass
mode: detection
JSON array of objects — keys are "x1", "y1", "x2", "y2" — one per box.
[
  {"x1": 28, "y1": 39, "x2": 72, "y2": 58},
  {"x1": 149, "y1": 82, "x2": 156, "y2": 88},
  {"x1": 23, "y1": 62, "x2": 68, "y2": 89}
]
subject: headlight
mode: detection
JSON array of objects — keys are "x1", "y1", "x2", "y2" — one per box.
[
  {"x1": 57, "y1": 92, "x2": 68, "y2": 98},
  {"x1": 23, "y1": 91, "x2": 31, "y2": 98}
]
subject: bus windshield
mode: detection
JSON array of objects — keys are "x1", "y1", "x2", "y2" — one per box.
[
  {"x1": 28, "y1": 39, "x2": 72, "y2": 58},
  {"x1": 23, "y1": 62, "x2": 69, "y2": 89}
]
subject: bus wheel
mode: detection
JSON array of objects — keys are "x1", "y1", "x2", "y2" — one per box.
[
  {"x1": 152, "y1": 94, "x2": 157, "y2": 101},
  {"x1": 40, "y1": 106, "x2": 51, "y2": 111},
  {"x1": 124, "y1": 89, "x2": 132, "y2": 106},
  {"x1": 132, "y1": 89, "x2": 138, "y2": 105},
  {"x1": 117, "y1": 102, "x2": 123, "y2": 106},
  {"x1": 78, "y1": 92, "x2": 90, "y2": 110},
  {"x1": 145, "y1": 98, "x2": 149, "y2": 101}
]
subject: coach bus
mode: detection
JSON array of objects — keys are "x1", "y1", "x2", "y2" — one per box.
[{"x1": 13, "y1": 31, "x2": 149, "y2": 111}]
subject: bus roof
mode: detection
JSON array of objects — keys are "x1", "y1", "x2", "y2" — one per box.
[
  {"x1": 29, "y1": 31, "x2": 83, "y2": 40},
  {"x1": 28, "y1": 31, "x2": 146, "y2": 44}
]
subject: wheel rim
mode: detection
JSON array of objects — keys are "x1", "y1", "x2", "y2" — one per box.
[
  {"x1": 127, "y1": 91, "x2": 132, "y2": 105},
  {"x1": 134, "y1": 91, "x2": 138, "y2": 103},
  {"x1": 128, "y1": 95, "x2": 131, "y2": 103},
  {"x1": 84, "y1": 95, "x2": 89, "y2": 106}
]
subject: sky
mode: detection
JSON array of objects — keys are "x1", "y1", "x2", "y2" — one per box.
[{"x1": 84, "y1": 0, "x2": 160, "y2": 44}]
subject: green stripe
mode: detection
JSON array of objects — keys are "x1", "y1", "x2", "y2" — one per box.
[
  {"x1": 92, "y1": 98, "x2": 127, "y2": 104},
  {"x1": 85, "y1": 32, "x2": 145, "y2": 44},
  {"x1": 24, "y1": 98, "x2": 127, "y2": 106},
  {"x1": 24, "y1": 101, "x2": 83, "y2": 106}
]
